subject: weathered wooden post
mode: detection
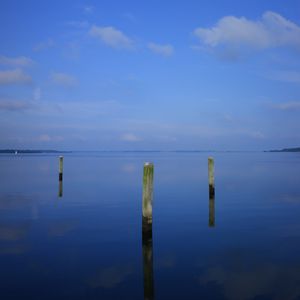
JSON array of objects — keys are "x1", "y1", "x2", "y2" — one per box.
[
  {"x1": 59, "y1": 156, "x2": 63, "y2": 181},
  {"x1": 208, "y1": 157, "x2": 215, "y2": 198},
  {"x1": 142, "y1": 162, "x2": 154, "y2": 240},
  {"x1": 142, "y1": 162, "x2": 154, "y2": 300},
  {"x1": 58, "y1": 156, "x2": 63, "y2": 197}
]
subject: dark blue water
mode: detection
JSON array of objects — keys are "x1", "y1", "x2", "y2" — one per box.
[{"x1": 1, "y1": 152, "x2": 300, "y2": 300}]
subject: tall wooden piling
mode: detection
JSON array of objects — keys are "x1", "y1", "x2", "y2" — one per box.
[
  {"x1": 208, "y1": 157, "x2": 215, "y2": 198},
  {"x1": 142, "y1": 162, "x2": 154, "y2": 240},
  {"x1": 142, "y1": 162, "x2": 154, "y2": 299},
  {"x1": 59, "y1": 156, "x2": 63, "y2": 181}
]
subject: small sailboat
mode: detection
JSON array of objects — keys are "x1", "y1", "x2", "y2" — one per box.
[{"x1": 15, "y1": 150, "x2": 18, "y2": 155}]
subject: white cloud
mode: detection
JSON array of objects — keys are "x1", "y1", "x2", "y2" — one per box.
[
  {"x1": 66, "y1": 21, "x2": 90, "y2": 29},
  {"x1": 223, "y1": 113, "x2": 234, "y2": 122},
  {"x1": 0, "y1": 69, "x2": 32, "y2": 85},
  {"x1": 89, "y1": 26, "x2": 133, "y2": 49},
  {"x1": 249, "y1": 131, "x2": 265, "y2": 139},
  {"x1": 0, "y1": 55, "x2": 33, "y2": 67},
  {"x1": 38, "y1": 134, "x2": 51, "y2": 142},
  {"x1": 51, "y1": 72, "x2": 77, "y2": 87},
  {"x1": 122, "y1": 12, "x2": 136, "y2": 23},
  {"x1": 33, "y1": 87, "x2": 41, "y2": 101},
  {"x1": 33, "y1": 38, "x2": 55, "y2": 51},
  {"x1": 272, "y1": 101, "x2": 300, "y2": 111},
  {"x1": 121, "y1": 133, "x2": 140, "y2": 142},
  {"x1": 38, "y1": 134, "x2": 64, "y2": 142},
  {"x1": 83, "y1": 5, "x2": 94, "y2": 14},
  {"x1": 0, "y1": 99, "x2": 33, "y2": 111},
  {"x1": 267, "y1": 70, "x2": 300, "y2": 83},
  {"x1": 194, "y1": 11, "x2": 300, "y2": 54},
  {"x1": 148, "y1": 43, "x2": 174, "y2": 56}
]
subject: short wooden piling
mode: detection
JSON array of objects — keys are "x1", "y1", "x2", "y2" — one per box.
[
  {"x1": 59, "y1": 156, "x2": 63, "y2": 181},
  {"x1": 142, "y1": 162, "x2": 154, "y2": 241},
  {"x1": 208, "y1": 157, "x2": 215, "y2": 198}
]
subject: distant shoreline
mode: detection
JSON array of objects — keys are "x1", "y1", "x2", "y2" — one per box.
[
  {"x1": 1, "y1": 148, "x2": 299, "y2": 154},
  {"x1": 1, "y1": 149, "x2": 258, "y2": 153},
  {"x1": 265, "y1": 147, "x2": 300, "y2": 152},
  {"x1": 0, "y1": 149, "x2": 71, "y2": 154}
]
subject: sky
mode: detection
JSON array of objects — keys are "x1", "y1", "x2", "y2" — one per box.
[{"x1": 0, "y1": 0, "x2": 300, "y2": 151}]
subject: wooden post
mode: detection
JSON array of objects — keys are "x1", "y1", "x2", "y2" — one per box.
[
  {"x1": 209, "y1": 194, "x2": 215, "y2": 227},
  {"x1": 208, "y1": 157, "x2": 215, "y2": 198},
  {"x1": 142, "y1": 162, "x2": 154, "y2": 299},
  {"x1": 59, "y1": 156, "x2": 63, "y2": 181},
  {"x1": 142, "y1": 162, "x2": 154, "y2": 241}
]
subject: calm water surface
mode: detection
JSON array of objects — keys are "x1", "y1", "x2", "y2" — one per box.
[{"x1": 1, "y1": 152, "x2": 300, "y2": 300}]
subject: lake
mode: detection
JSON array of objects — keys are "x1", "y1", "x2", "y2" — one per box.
[{"x1": 1, "y1": 151, "x2": 300, "y2": 300}]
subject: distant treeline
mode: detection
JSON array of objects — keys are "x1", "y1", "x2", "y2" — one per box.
[
  {"x1": 0, "y1": 149, "x2": 71, "y2": 154},
  {"x1": 267, "y1": 147, "x2": 300, "y2": 152}
]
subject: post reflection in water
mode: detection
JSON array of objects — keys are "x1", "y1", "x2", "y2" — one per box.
[
  {"x1": 58, "y1": 180, "x2": 63, "y2": 197},
  {"x1": 58, "y1": 156, "x2": 64, "y2": 197},
  {"x1": 209, "y1": 192, "x2": 215, "y2": 228},
  {"x1": 142, "y1": 227, "x2": 154, "y2": 300},
  {"x1": 208, "y1": 157, "x2": 215, "y2": 227}
]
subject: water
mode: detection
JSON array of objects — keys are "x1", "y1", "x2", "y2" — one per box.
[{"x1": 1, "y1": 152, "x2": 300, "y2": 300}]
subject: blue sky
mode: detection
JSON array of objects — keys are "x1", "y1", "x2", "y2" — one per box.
[{"x1": 0, "y1": 0, "x2": 300, "y2": 150}]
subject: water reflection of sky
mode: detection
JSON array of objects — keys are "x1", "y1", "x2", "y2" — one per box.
[{"x1": 0, "y1": 152, "x2": 300, "y2": 299}]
